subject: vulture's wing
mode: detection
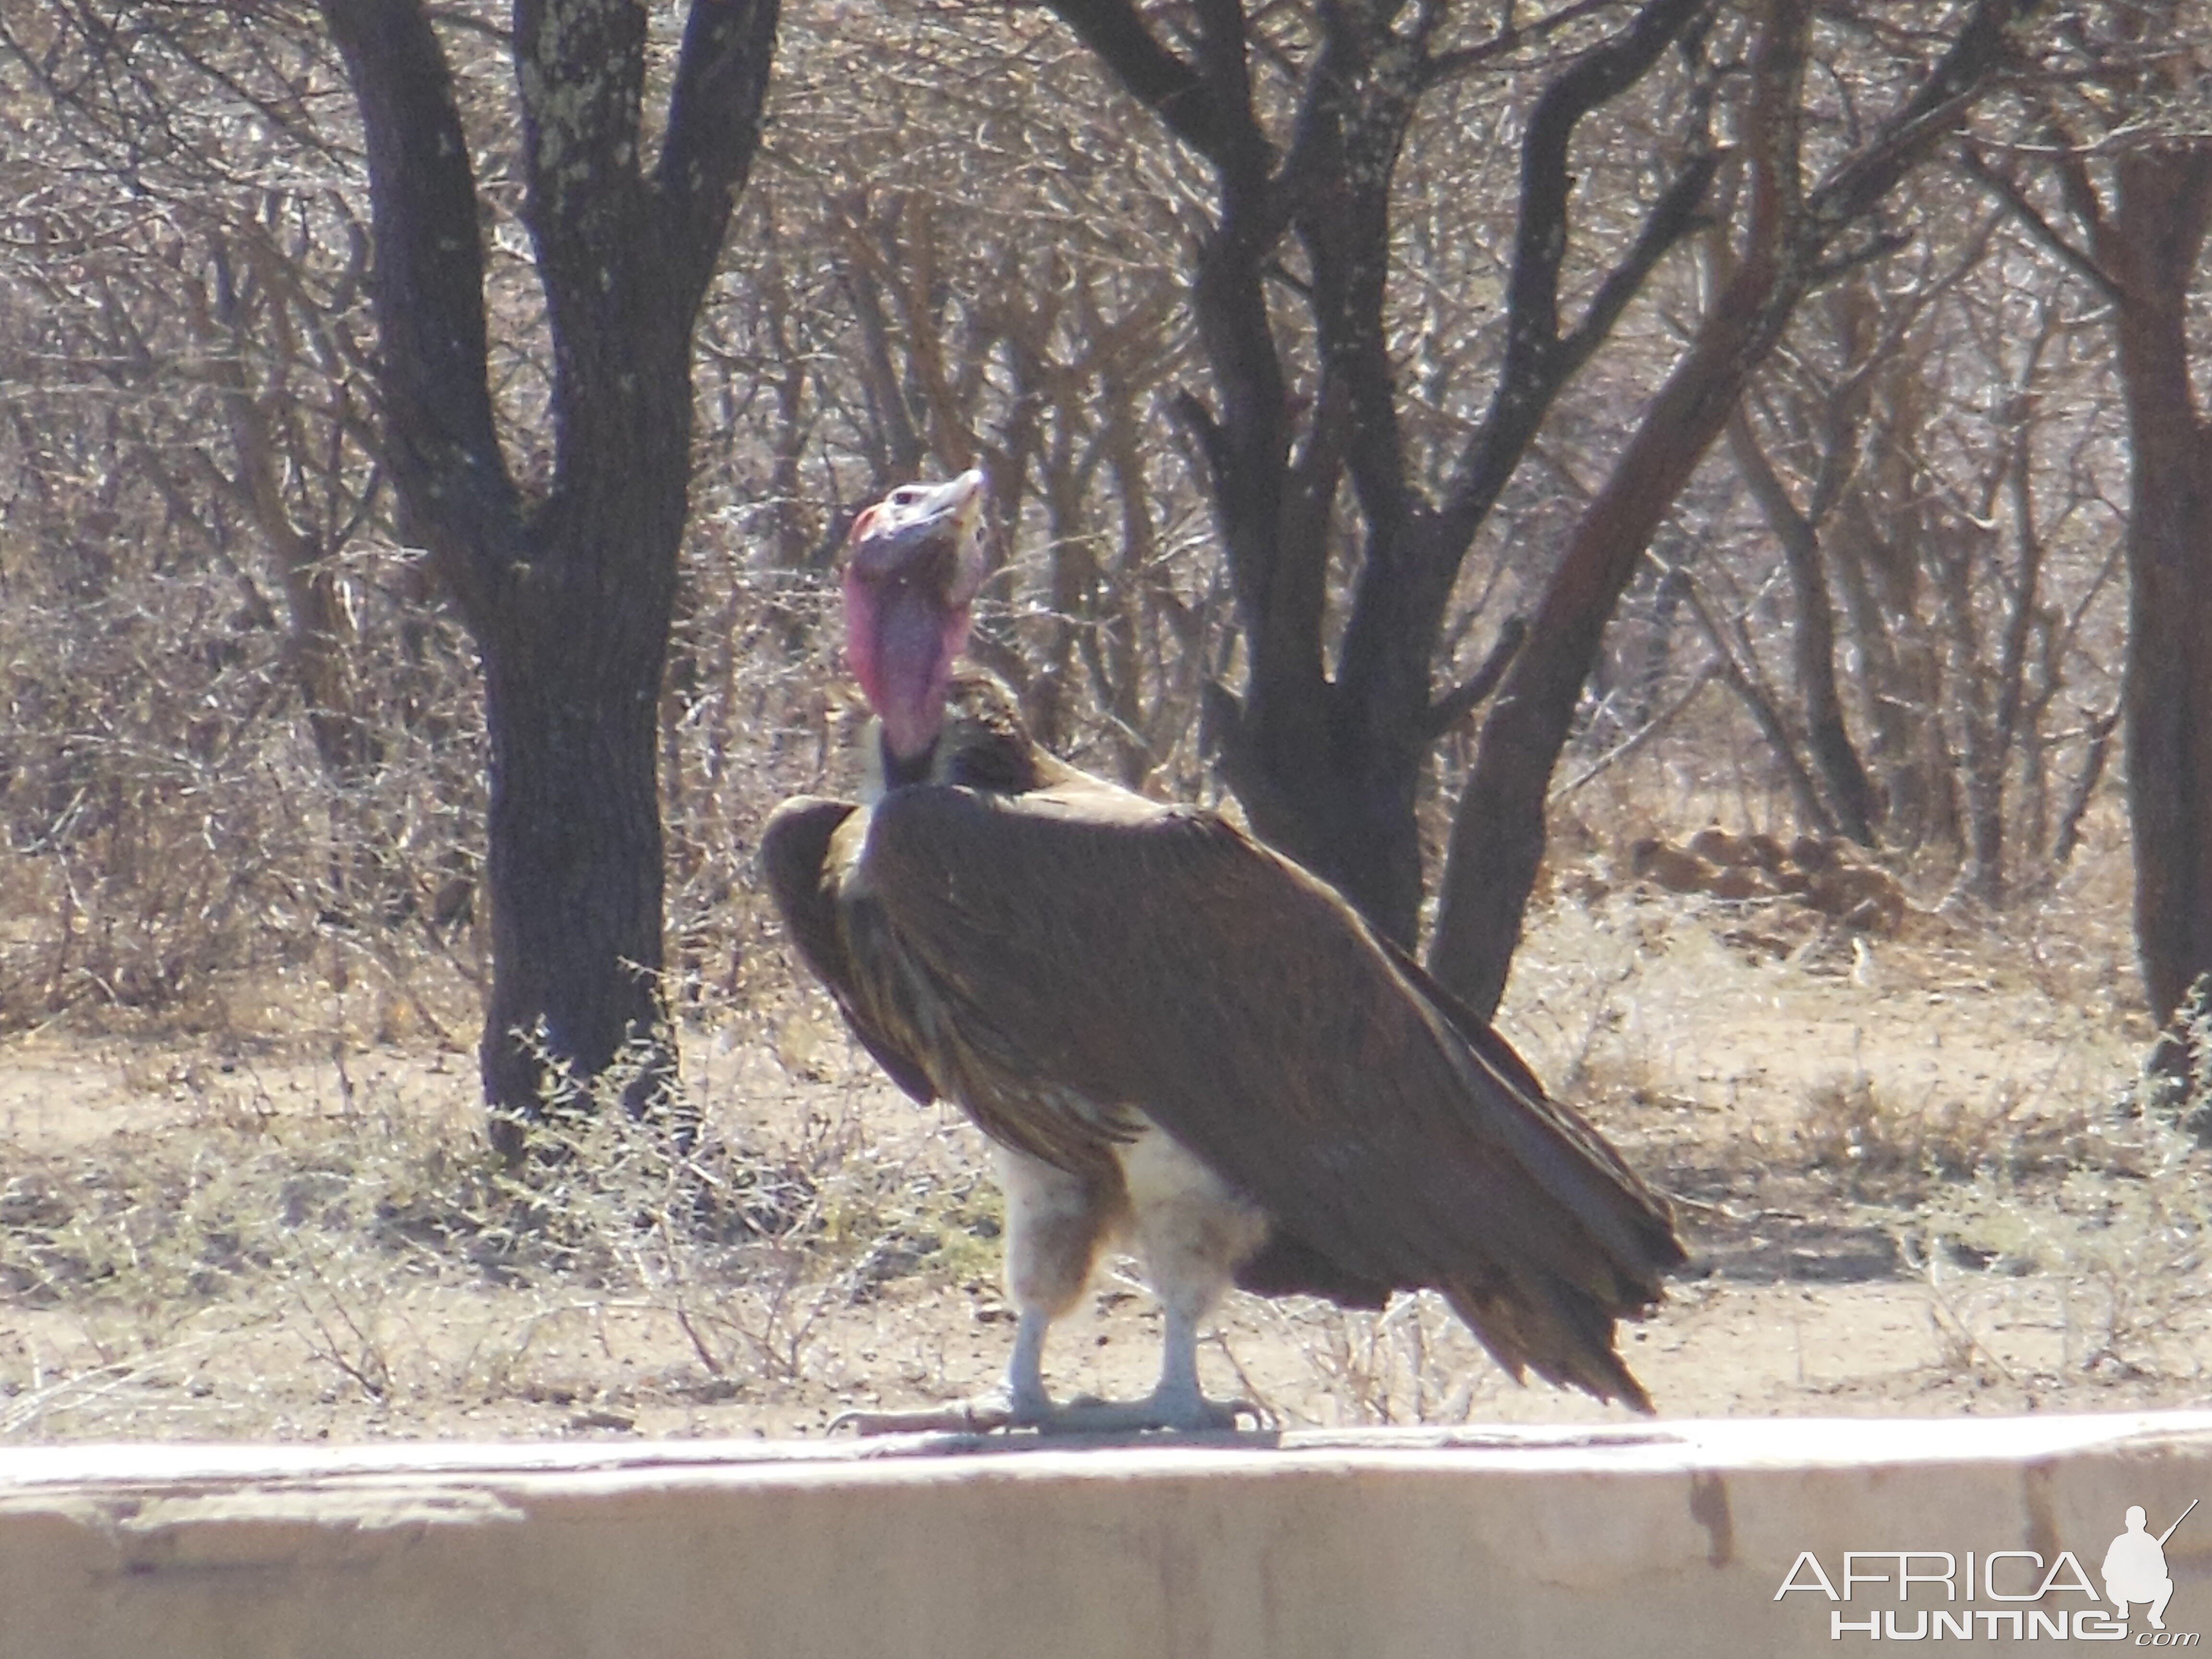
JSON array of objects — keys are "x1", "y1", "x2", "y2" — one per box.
[
  {"x1": 759, "y1": 795, "x2": 938, "y2": 1105},
  {"x1": 859, "y1": 781, "x2": 1684, "y2": 1408}
]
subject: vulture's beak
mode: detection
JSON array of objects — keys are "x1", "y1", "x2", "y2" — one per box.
[{"x1": 842, "y1": 469, "x2": 989, "y2": 766}]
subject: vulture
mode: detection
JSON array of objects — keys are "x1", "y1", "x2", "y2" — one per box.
[{"x1": 762, "y1": 470, "x2": 1685, "y2": 1432}]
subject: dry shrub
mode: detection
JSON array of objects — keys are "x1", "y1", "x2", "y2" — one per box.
[
  {"x1": 1788, "y1": 1072, "x2": 2092, "y2": 1197},
  {"x1": 0, "y1": 1035, "x2": 1013, "y2": 1438},
  {"x1": 0, "y1": 530, "x2": 489, "y2": 1031},
  {"x1": 1911, "y1": 1107, "x2": 2212, "y2": 1384},
  {"x1": 1258, "y1": 1292, "x2": 1489, "y2": 1427},
  {"x1": 1888, "y1": 993, "x2": 2212, "y2": 1388},
  {"x1": 0, "y1": 521, "x2": 847, "y2": 1046}
]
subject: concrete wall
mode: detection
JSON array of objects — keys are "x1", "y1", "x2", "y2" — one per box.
[{"x1": 2, "y1": 1414, "x2": 2209, "y2": 1658}]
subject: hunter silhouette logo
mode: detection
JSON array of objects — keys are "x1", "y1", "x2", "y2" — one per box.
[{"x1": 2106, "y1": 1501, "x2": 2195, "y2": 1633}]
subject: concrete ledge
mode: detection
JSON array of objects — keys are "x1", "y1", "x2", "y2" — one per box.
[{"x1": 4, "y1": 1413, "x2": 2211, "y2": 1657}]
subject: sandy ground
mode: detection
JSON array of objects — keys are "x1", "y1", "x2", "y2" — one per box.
[{"x1": 0, "y1": 874, "x2": 2204, "y2": 1446}]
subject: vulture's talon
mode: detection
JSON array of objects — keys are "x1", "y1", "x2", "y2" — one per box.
[
  {"x1": 1027, "y1": 1392, "x2": 1260, "y2": 1435},
  {"x1": 826, "y1": 1397, "x2": 1016, "y2": 1436}
]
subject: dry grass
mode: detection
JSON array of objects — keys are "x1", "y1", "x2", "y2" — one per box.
[
  {"x1": 1783, "y1": 1072, "x2": 2095, "y2": 1196},
  {"x1": 1904, "y1": 1111, "x2": 2212, "y2": 1390},
  {"x1": 0, "y1": 1029, "x2": 1011, "y2": 1440},
  {"x1": 6, "y1": 822, "x2": 2210, "y2": 1442}
]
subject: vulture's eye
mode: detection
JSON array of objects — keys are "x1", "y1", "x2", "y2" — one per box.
[{"x1": 890, "y1": 488, "x2": 920, "y2": 507}]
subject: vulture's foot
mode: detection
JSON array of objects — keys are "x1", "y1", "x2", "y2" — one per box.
[
  {"x1": 1028, "y1": 1387, "x2": 1261, "y2": 1435},
  {"x1": 827, "y1": 1384, "x2": 1261, "y2": 1436},
  {"x1": 826, "y1": 1393, "x2": 1019, "y2": 1436}
]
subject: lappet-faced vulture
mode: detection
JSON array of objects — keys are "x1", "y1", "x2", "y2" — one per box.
[{"x1": 763, "y1": 471, "x2": 1684, "y2": 1432}]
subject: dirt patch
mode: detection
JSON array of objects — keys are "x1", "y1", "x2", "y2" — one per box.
[{"x1": 1, "y1": 879, "x2": 2204, "y2": 1445}]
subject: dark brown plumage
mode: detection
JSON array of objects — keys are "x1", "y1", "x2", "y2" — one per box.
[{"x1": 763, "y1": 472, "x2": 1684, "y2": 1430}]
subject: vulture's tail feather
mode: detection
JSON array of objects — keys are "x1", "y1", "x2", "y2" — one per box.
[{"x1": 1444, "y1": 1278, "x2": 1657, "y2": 1415}]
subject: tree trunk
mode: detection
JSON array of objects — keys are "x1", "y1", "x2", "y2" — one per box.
[
  {"x1": 2103, "y1": 152, "x2": 2212, "y2": 1023},
  {"x1": 1055, "y1": 0, "x2": 1714, "y2": 948},
  {"x1": 1428, "y1": 0, "x2": 2036, "y2": 1018},
  {"x1": 471, "y1": 384, "x2": 694, "y2": 1147},
  {"x1": 324, "y1": 0, "x2": 778, "y2": 1149},
  {"x1": 1428, "y1": 234, "x2": 1812, "y2": 1014},
  {"x1": 1428, "y1": 0, "x2": 1818, "y2": 1018},
  {"x1": 1049, "y1": 0, "x2": 2020, "y2": 1005},
  {"x1": 479, "y1": 592, "x2": 674, "y2": 1142}
]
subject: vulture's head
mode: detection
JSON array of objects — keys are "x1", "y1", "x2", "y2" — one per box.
[{"x1": 843, "y1": 470, "x2": 989, "y2": 773}]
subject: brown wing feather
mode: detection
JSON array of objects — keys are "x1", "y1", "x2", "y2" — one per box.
[
  {"x1": 758, "y1": 796, "x2": 939, "y2": 1105},
  {"x1": 857, "y1": 782, "x2": 1685, "y2": 1408}
]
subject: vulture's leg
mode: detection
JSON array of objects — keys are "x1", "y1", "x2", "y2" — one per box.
[
  {"x1": 1030, "y1": 1125, "x2": 1267, "y2": 1434},
  {"x1": 995, "y1": 1148, "x2": 1123, "y2": 1421},
  {"x1": 833, "y1": 1149, "x2": 1121, "y2": 1435}
]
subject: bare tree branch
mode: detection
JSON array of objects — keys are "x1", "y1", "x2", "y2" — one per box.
[
  {"x1": 320, "y1": 0, "x2": 519, "y2": 633},
  {"x1": 658, "y1": 0, "x2": 783, "y2": 296},
  {"x1": 1956, "y1": 142, "x2": 2121, "y2": 301},
  {"x1": 1045, "y1": 0, "x2": 1245, "y2": 166},
  {"x1": 1424, "y1": 616, "x2": 1528, "y2": 737}
]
